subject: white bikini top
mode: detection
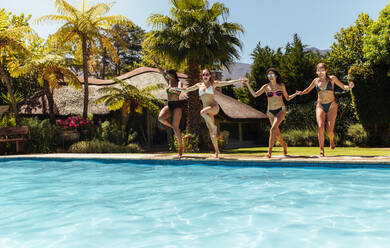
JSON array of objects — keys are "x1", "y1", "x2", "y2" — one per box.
[{"x1": 199, "y1": 85, "x2": 214, "y2": 96}]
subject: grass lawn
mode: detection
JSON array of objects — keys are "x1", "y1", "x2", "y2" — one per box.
[{"x1": 223, "y1": 146, "x2": 390, "y2": 157}]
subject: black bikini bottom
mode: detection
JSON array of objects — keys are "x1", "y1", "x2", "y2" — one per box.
[
  {"x1": 268, "y1": 107, "x2": 282, "y2": 116},
  {"x1": 168, "y1": 100, "x2": 186, "y2": 111},
  {"x1": 318, "y1": 101, "x2": 335, "y2": 113}
]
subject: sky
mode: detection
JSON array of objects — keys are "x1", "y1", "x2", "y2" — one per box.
[{"x1": 1, "y1": 0, "x2": 389, "y2": 63}]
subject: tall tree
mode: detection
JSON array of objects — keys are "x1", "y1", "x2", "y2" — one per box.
[
  {"x1": 279, "y1": 34, "x2": 319, "y2": 103},
  {"x1": 98, "y1": 23, "x2": 145, "y2": 78},
  {"x1": 36, "y1": 0, "x2": 131, "y2": 118},
  {"x1": 0, "y1": 9, "x2": 35, "y2": 123},
  {"x1": 328, "y1": 13, "x2": 372, "y2": 78},
  {"x1": 145, "y1": 0, "x2": 243, "y2": 133},
  {"x1": 348, "y1": 5, "x2": 390, "y2": 145}
]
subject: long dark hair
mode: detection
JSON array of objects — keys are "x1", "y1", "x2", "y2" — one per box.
[
  {"x1": 166, "y1": 69, "x2": 179, "y2": 82},
  {"x1": 266, "y1": 68, "x2": 282, "y2": 85}
]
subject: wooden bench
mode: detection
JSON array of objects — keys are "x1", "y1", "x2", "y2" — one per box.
[{"x1": 0, "y1": 126, "x2": 29, "y2": 154}]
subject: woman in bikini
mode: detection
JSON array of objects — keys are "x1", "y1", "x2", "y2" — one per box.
[
  {"x1": 182, "y1": 69, "x2": 248, "y2": 158},
  {"x1": 153, "y1": 56, "x2": 186, "y2": 157},
  {"x1": 244, "y1": 68, "x2": 297, "y2": 158},
  {"x1": 296, "y1": 63, "x2": 354, "y2": 157}
]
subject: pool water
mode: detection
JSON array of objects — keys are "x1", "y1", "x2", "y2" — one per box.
[{"x1": 0, "y1": 159, "x2": 389, "y2": 248}]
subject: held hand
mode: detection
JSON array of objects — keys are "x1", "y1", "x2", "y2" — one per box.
[
  {"x1": 240, "y1": 77, "x2": 249, "y2": 83},
  {"x1": 349, "y1": 81, "x2": 355, "y2": 89},
  {"x1": 296, "y1": 90, "x2": 303, "y2": 95}
]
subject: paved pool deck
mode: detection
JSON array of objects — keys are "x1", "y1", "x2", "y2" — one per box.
[{"x1": 1, "y1": 152, "x2": 390, "y2": 165}]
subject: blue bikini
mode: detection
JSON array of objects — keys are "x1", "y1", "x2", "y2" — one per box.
[{"x1": 316, "y1": 80, "x2": 335, "y2": 113}]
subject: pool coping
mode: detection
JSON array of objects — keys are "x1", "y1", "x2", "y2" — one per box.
[{"x1": 1, "y1": 153, "x2": 390, "y2": 168}]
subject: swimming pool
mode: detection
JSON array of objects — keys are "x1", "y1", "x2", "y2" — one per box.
[{"x1": 1, "y1": 158, "x2": 390, "y2": 247}]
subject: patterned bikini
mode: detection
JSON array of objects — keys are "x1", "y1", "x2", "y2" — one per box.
[{"x1": 266, "y1": 90, "x2": 285, "y2": 116}]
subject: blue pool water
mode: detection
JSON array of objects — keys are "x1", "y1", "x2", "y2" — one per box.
[{"x1": 0, "y1": 159, "x2": 390, "y2": 248}]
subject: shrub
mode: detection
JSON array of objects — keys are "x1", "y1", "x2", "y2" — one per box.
[
  {"x1": 345, "y1": 123, "x2": 368, "y2": 146},
  {"x1": 57, "y1": 116, "x2": 91, "y2": 131},
  {"x1": 280, "y1": 128, "x2": 340, "y2": 147},
  {"x1": 68, "y1": 139, "x2": 142, "y2": 153},
  {"x1": 97, "y1": 120, "x2": 137, "y2": 146},
  {"x1": 20, "y1": 117, "x2": 62, "y2": 153},
  {"x1": 170, "y1": 131, "x2": 200, "y2": 152}
]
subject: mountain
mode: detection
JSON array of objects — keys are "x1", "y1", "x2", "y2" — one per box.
[
  {"x1": 304, "y1": 47, "x2": 330, "y2": 56},
  {"x1": 222, "y1": 62, "x2": 251, "y2": 80}
]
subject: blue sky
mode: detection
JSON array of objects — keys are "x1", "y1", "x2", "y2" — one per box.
[{"x1": 2, "y1": 0, "x2": 389, "y2": 63}]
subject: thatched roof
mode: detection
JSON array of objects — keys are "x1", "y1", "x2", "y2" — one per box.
[
  {"x1": 0, "y1": 105, "x2": 9, "y2": 115},
  {"x1": 19, "y1": 67, "x2": 266, "y2": 120},
  {"x1": 214, "y1": 91, "x2": 267, "y2": 119}
]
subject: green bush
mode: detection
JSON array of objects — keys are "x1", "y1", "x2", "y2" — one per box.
[
  {"x1": 281, "y1": 128, "x2": 340, "y2": 147},
  {"x1": 20, "y1": 117, "x2": 62, "y2": 153},
  {"x1": 97, "y1": 120, "x2": 137, "y2": 146},
  {"x1": 283, "y1": 103, "x2": 317, "y2": 131},
  {"x1": 68, "y1": 139, "x2": 142, "y2": 153},
  {"x1": 169, "y1": 131, "x2": 200, "y2": 152},
  {"x1": 345, "y1": 123, "x2": 368, "y2": 146}
]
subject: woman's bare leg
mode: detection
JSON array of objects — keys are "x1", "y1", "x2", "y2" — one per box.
[
  {"x1": 326, "y1": 103, "x2": 338, "y2": 150},
  {"x1": 275, "y1": 127, "x2": 287, "y2": 155},
  {"x1": 158, "y1": 106, "x2": 172, "y2": 128},
  {"x1": 267, "y1": 111, "x2": 286, "y2": 158},
  {"x1": 316, "y1": 104, "x2": 326, "y2": 156},
  {"x1": 200, "y1": 105, "x2": 220, "y2": 158},
  {"x1": 172, "y1": 107, "x2": 183, "y2": 157}
]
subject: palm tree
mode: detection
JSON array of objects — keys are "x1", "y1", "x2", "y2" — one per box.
[
  {"x1": 96, "y1": 79, "x2": 165, "y2": 126},
  {"x1": 145, "y1": 0, "x2": 243, "y2": 133},
  {"x1": 12, "y1": 49, "x2": 81, "y2": 123},
  {"x1": 35, "y1": 0, "x2": 132, "y2": 119},
  {"x1": 0, "y1": 9, "x2": 35, "y2": 123}
]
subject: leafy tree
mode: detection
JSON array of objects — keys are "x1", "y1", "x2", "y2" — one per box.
[
  {"x1": 145, "y1": 0, "x2": 243, "y2": 133},
  {"x1": 98, "y1": 23, "x2": 145, "y2": 78},
  {"x1": 0, "y1": 9, "x2": 35, "y2": 123},
  {"x1": 363, "y1": 4, "x2": 390, "y2": 67},
  {"x1": 36, "y1": 0, "x2": 131, "y2": 119},
  {"x1": 328, "y1": 13, "x2": 372, "y2": 78},
  {"x1": 279, "y1": 34, "x2": 319, "y2": 104},
  {"x1": 347, "y1": 5, "x2": 390, "y2": 145}
]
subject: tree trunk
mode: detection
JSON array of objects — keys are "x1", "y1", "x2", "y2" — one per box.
[
  {"x1": 0, "y1": 63, "x2": 19, "y2": 123},
  {"x1": 101, "y1": 48, "x2": 107, "y2": 79},
  {"x1": 43, "y1": 80, "x2": 55, "y2": 124},
  {"x1": 81, "y1": 36, "x2": 89, "y2": 119},
  {"x1": 186, "y1": 58, "x2": 201, "y2": 134}
]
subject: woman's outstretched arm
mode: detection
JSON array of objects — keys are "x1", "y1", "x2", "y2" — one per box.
[
  {"x1": 214, "y1": 78, "x2": 248, "y2": 87},
  {"x1": 331, "y1": 75, "x2": 355, "y2": 91},
  {"x1": 297, "y1": 79, "x2": 317, "y2": 95},
  {"x1": 282, "y1": 84, "x2": 297, "y2": 101},
  {"x1": 244, "y1": 81, "x2": 267, "y2": 98}
]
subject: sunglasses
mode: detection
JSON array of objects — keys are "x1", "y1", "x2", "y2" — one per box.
[
  {"x1": 202, "y1": 73, "x2": 210, "y2": 77},
  {"x1": 267, "y1": 73, "x2": 275, "y2": 78},
  {"x1": 316, "y1": 69, "x2": 326, "y2": 73}
]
